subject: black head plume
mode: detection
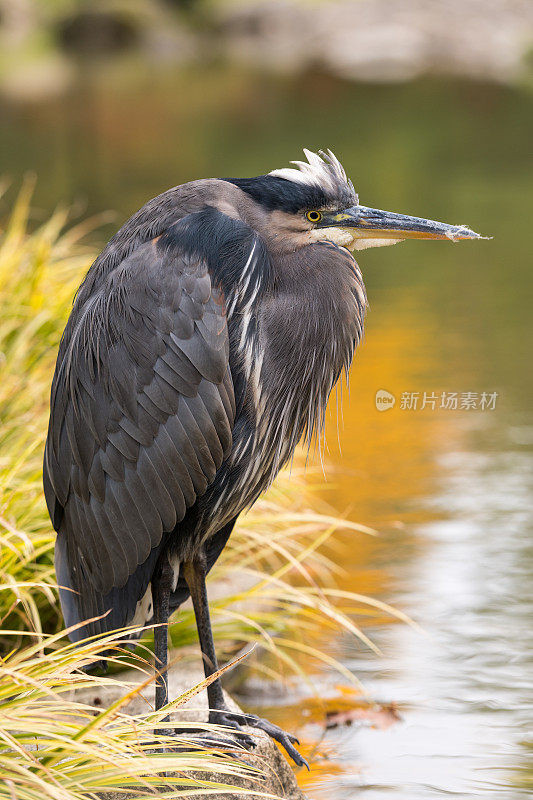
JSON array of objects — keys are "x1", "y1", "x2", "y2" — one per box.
[{"x1": 227, "y1": 149, "x2": 357, "y2": 214}]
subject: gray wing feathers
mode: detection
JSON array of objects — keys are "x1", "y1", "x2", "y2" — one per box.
[{"x1": 44, "y1": 239, "x2": 235, "y2": 610}]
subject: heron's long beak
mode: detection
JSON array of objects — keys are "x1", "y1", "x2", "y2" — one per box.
[{"x1": 325, "y1": 205, "x2": 483, "y2": 243}]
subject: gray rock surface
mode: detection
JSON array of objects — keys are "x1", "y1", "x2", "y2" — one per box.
[
  {"x1": 215, "y1": 0, "x2": 533, "y2": 84},
  {"x1": 74, "y1": 657, "x2": 307, "y2": 800}
]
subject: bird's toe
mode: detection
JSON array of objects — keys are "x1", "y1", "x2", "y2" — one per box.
[{"x1": 209, "y1": 709, "x2": 308, "y2": 769}]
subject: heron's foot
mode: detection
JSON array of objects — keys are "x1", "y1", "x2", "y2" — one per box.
[
  {"x1": 150, "y1": 725, "x2": 253, "y2": 756},
  {"x1": 175, "y1": 724, "x2": 255, "y2": 751},
  {"x1": 209, "y1": 708, "x2": 309, "y2": 769}
]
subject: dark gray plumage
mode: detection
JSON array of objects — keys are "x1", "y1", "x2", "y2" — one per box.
[
  {"x1": 48, "y1": 238, "x2": 235, "y2": 630},
  {"x1": 44, "y1": 149, "x2": 481, "y2": 766}
]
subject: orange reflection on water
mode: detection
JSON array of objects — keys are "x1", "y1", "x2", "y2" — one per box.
[
  {"x1": 321, "y1": 298, "x2": 458, "y2": 521},
  {"x1": 286, "y1": 295, "x2": 468, "y2": 793}
]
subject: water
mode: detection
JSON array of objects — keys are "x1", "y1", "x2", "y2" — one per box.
[
  {"x1": 1, "y1": 67, "x2": 531, "y2": 798},
  {"x1": 307, "y1": 447, "x2": 533, "y2": 799}
]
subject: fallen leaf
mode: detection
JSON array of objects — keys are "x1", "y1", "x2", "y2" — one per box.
[{"x1": 325, "y1": 702, "x2": 401, "y2": 730}]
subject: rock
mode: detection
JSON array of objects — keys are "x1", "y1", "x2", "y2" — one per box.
[
  {"x1": 74, "y1": 657, "x2": 307, "y2": 800},
  {"x1": 214, "y1": 0, "x2": 533, "y2": 84},
  {"x1": 2, "y1": 0, "x2": 533, "y2": 97}
]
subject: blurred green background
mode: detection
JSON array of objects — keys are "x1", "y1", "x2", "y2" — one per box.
[{"x1": 1, "y1": 1, "x2": 532, "y2": 798}]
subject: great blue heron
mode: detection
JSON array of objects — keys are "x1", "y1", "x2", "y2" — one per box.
[{"x1": 43, "y1": 150, "x2": 481, "y2": 766}]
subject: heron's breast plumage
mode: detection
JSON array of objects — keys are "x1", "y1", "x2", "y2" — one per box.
[{"x1": 200, "y1": 242, "x2": 367, "y2": 540}]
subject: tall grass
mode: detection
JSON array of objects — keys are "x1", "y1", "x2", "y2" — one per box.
[
  {"x1": 0, "y1": 178, "x2": 98, "y2": 644},
  {"x1": 0, "y1": 623, "x2": 276, "y2": 800},
  {"x1": 0, "y1": 184, "x2": 403, "y2": 795}
]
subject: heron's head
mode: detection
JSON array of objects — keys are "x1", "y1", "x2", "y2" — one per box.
[{"x1": 228, "y1": 149, "x2": 483, "y2": 252}]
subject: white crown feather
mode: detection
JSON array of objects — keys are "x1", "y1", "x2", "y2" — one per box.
[{"x1": 269, "y1": 149, "x2": 356, "y2": 203}]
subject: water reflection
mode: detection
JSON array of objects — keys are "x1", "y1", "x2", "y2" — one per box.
[
  {"x1": 297, "y1": 290, "x2": 533, "y2": 796},
  {"x1": 305, "y1": 442, "x2": 532, "y2": 799}
]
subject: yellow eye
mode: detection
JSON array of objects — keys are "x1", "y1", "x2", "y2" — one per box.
[{"x1": 306, "y1": 210, "x2": 322, "y2": 223}]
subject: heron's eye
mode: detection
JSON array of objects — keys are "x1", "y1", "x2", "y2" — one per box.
[{"x1": 306, "y1": 210, "x2": 322, "y2": 223}]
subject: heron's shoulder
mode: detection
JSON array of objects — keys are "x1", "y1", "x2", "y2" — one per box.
[{"x1": 77, "y1": 180, "x2": 240, "y2": 298}]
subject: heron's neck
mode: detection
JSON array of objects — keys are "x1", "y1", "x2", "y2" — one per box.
[{"x1": 229, "y1": 243, "x2": 367, "y2": 484}]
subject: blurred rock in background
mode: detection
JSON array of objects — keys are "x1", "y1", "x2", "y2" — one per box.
[
  {"x1": 0, "y1": 0, "x2": 532, "y2": 99},
  {"x1": 215, "y1": 0, "x2": 533, "y2": 84}
]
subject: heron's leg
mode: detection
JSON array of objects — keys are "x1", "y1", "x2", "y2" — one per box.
[
  {"x1": 181, "y1": 551, "x2": 308, "y2": 769},
  {"x1": 181, "y1": 550, "x2": 226, "y2": 709},
  {"x1": 152, "y1": 555, "x2": 174, "y2": 733}
]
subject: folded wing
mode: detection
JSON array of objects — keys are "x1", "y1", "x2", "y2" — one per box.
[{"x1": 44, "y1": 225, "x2": 235, "y2": 638}]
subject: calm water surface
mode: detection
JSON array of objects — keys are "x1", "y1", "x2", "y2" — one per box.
[{"x1": 1, "y1": 67, "x2": 531, "y2": 799}]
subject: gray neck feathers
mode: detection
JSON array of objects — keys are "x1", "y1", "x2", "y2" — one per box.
[{"x1": 230, "y1": 241, "x2": 367, "y2": 495}]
